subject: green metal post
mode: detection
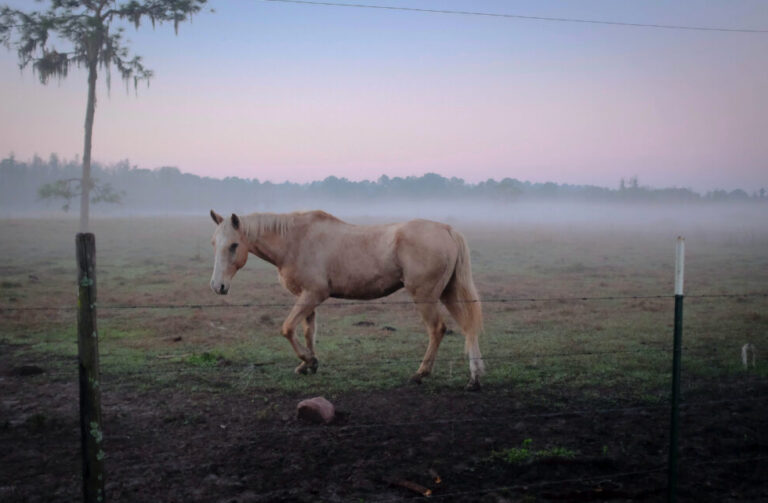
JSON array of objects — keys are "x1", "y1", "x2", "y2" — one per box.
[{"x1": 668, "y1": 237, "x2": 684, "y2": 503}]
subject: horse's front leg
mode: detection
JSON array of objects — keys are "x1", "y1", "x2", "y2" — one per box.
[{"x1": 281, "y1": 292, "x2": 324, "y2": 375}]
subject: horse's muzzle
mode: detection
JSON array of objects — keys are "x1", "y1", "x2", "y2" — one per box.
[{"x1": 211, "y1": 281, "x2": 229, "y2": 295}]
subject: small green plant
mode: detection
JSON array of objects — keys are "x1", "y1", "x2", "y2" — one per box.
[
  {"x1": 490, "y1": 438, "x2": 577, "y2": 465},
  {"x1": 186, "y1": 351, "x2": 225, "y2": 367},
  {"x1": 492, "y1": 448, "x2": 531, "y2": 464},
  {"x1": 538, "y1": 446, "x2": 576, "y2": 459},
  {"x1": 490, "y1": 438, "x2": 533, "y2": 464}
]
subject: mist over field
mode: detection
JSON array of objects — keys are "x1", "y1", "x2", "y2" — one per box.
[
  {"x1": 305, "y1": 198, "x2": 768, "y2": 232},
  {"x1": 1, "y1": 155, "x2": 767, "y2": 239}
]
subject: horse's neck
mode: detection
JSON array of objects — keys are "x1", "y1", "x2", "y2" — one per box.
[{"x1": 243, "y1": 213, "x2": 292, "y2": 267}]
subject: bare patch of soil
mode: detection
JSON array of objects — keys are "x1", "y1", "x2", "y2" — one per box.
[{"x1": 0, "y1": 351, "x2": 765, "y2": 502}]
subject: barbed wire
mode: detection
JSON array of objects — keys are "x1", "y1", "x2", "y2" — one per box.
[
  {"x1": 381, "y1": 467, "x2": 667, "y2": 502},
  {"x1": 166, "y1": 396, "x2": 765, "y2": 437},
  {"x1": 3, "y1": 326, "x2": 758, "y2": 357},
  {"x1": 5, "y1": 454, "x2": 765, "y2": 500},
  {"x1": 15, "y1": 345, "x2": 716, "y2": 379},
  {"x1": 2, "y1": 394, "x2": 759, "y2": 445},
  {"x1": 1, "y1": 291, "x2": 766, "y2": 312},
  {"x1": 10, "y1": 341, "x2": 762, "y2": 385},
  {"x1": 99, "y1": 461, "x2": 666, "y2": 501},
  {"x1": 389, "y1": 455, "x2": 768, "y2": 502},
  {"x1": 96, "y1": 456, "x2": 768, "y2": 499}
]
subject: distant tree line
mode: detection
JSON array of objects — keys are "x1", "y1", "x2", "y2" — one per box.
[{"x1": 0, "y1": 154, "x2": 765, "y2": 216}]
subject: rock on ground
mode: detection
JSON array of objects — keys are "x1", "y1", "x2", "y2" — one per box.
[{"x1": 297, "y1": 397, "x2": 335, "y2": 424}]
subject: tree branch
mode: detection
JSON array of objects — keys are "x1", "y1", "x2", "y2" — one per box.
[
  {"x1": 38, "y1": 177, "x2": 123, "y2": 212},
  {"x1": 105, "y1": 0, "x2": 206, "y2": 33},
  {"x1": 4, "y1": 1, "x2": 206, "y2": 87}
]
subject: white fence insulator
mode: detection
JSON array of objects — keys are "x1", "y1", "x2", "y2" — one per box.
[
  {"x1": 675, "y1": 237, "x2": 685, "y2": 296},
  {"x1": 741, "y1": 343, "x2": 756, "y2": 369}
]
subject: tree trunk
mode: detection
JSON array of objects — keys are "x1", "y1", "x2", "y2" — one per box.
[{"x1": 80, "y1": 56, "x2": 98, "y2": 232}]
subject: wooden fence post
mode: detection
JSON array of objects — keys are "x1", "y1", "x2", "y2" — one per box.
[
  {"x1": 667, "y1": 236, "x2": 685, "y2": 503},
  {"x1": 76, "y1": 233, "x2": 105, "y2": 503}
]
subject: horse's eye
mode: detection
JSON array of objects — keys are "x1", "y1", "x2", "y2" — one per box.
[{"x1": 229, "y1": 243, "x2": 239, "y2": 253}]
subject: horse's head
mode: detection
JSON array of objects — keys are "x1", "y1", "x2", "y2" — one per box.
[{"x1": 210, "y1": 210, "x2": 248, "y2": 295}]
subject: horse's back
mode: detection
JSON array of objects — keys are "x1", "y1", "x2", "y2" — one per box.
[{"x1": 304, "y1": 219, "x2": 403, "y2": 299}]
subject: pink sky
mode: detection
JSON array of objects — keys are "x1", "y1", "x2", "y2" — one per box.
[{"x1": 1, "y1": 0, "x2": 767, "y2": 192}]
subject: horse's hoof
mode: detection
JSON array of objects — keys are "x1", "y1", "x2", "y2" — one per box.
[
  {"x1": 295, "y1": 358, "x2": 319, "y2": 375},
  {"x1": 409, "y1": 374, "x2": 423, "y2": 385},
  {"x1": 465, "y1": 380, "x2": 481, "y2": 392}
]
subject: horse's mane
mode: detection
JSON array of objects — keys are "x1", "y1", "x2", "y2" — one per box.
[
  {"x1": 244, "y1": 211, "x2": 340, "y2": 239},
  {"x1": 244, "y1": 212, "x2": 295, "y2": 239}
]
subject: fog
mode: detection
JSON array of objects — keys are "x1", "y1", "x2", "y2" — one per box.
[
  {"x1": 313, "y1": 201, "x2": 768, "y2": 250},
  {"x1": 2, "y1": 155, "x2": 766, "y2": 239},
  {"x1": 4, "y1": 198, "x2": 767, "y2": 243},
  {"x1": 319, "y1": 199, "x2": 766, "y2": 232}
]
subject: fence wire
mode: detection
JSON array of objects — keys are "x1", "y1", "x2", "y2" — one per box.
[
  {"x1": 5, "y1": 454, "x2": 764, "y2": 501},
  {"x1": 4, "y1": 453, "x2": 764, "y2": 501},
  {"x1": 1, "y1": 291, "x2": 766, "y2": 312},
  {"x1": 0, "y1": 390, "x2": 760, "y2": 445},
  {"x1": 21, "y1": 342, "x2": 760, "y2": 381}
]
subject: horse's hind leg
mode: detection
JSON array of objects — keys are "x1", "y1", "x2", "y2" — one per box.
[
  {"x1": 295, "y1": 310, "x2": 318, "y2": 374},
  {"x1": 410, "y1": 300, "x2": 446, "y2": 384},
  {"x1": 441, "y1": 285, "x2": 484, "y2": 391}
]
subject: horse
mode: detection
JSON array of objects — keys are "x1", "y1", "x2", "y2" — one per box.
[{"x1": 209, "y1": 209, "x2": 485, "y2": 390}]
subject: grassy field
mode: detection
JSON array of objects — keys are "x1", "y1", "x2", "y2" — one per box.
[
  {"x1": 1, "y1": 207, "x2": 767, "y2": 501},
  {"x1": 1, "y1": 207, "x2": 766, "y2": 399}
]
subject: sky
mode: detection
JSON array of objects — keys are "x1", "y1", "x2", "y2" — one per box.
[{"x1": 1, "y1": 0, "x2": 767, "y2": 192}]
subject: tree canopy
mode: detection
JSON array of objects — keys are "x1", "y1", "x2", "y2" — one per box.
[
  {"x1": 1, "y1": 1, "x2": 206, "y2": 87},
  {"x1": 0, "y1": 0, "x2": 207, "y2": 230}
]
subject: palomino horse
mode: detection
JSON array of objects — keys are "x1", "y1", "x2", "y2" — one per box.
[{"x1": 209, "y1": 210, "x2": 485, "y2": 390}]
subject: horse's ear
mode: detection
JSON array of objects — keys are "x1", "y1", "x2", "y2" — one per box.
[
  {"x1": 231, "y1": 213, "x2": 240, "y2": 230},
  {"x1": 210, "y1": 210, "x2": 224, "y2": 225}
]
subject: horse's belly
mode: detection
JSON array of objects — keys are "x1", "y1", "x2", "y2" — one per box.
[
  {"x1": 329, "y1": 274, "x2": 403, "y2": 300},
  {"x1": 324, "y1": 231, "x2": 403, "y2": 299}
]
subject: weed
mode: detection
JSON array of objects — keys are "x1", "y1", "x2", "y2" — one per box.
[
  {"x1": 489, "y1": 438, "x2": 578, "y2": 465},
  {"x1": 492, "y1": 446, "x2": 532, "y2": 464},
  {"x1": 186, "y1": 351, "x2": 225, "y2": 367},
  {"x1": 538, "y1": 446, "x2": 577, "y2": 459}
]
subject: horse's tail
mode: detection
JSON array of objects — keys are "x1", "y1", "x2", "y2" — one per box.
[{"x1": 442, "y1": 228, "x2": 485, "y2": 376}]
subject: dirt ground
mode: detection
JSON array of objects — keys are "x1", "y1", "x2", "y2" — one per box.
[{"x1": 1, "y1": 349, "x2": 766, "y2": 503}]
